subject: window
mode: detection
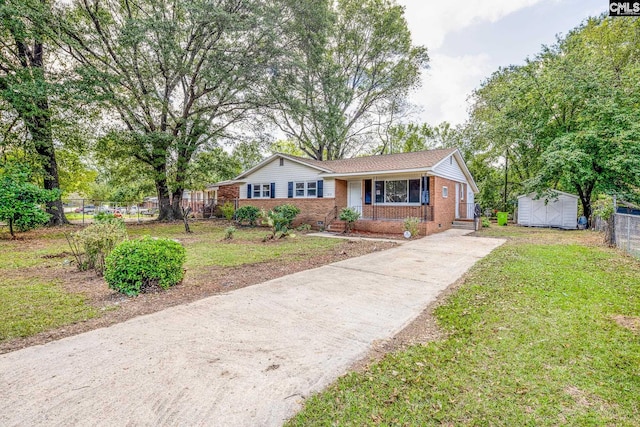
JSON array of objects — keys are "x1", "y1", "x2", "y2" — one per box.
[
  {"x1": 385, "y1": 180, "x2": 408, "y2": 203},
  {"x1": 307, "y1": 181, "x2": 317, "y2": 197},
  {"x1": 279, "y1": 158, "x2": 284, "y2": 166},
  {"x1": 375, "y1": 179, "x2": 421, "y2": 204},
  {"x1": 442, "y1": 186, "x2": 448, "y2": 198},
  {"x1": 252, "y1": 183, "x2": 271, "y2": 198},
  {"x1": 294, "y1": 181, "x2": 317, "y2": 197}
]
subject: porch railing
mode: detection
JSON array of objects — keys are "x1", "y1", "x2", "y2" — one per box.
[
  {"x1": 346, "y1": 205, "x2": 434, "y2": 222},
  {"x1": 457, "y1": 203, "x2": 475, "y2": 220}
]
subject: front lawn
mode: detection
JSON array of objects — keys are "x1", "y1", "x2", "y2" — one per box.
[
  {"x1": 288, "y1": 227, "x2": 640, "y2": 426},
  {"x1": 0, "y1": 220, "x2": 395, "y2": 352}
]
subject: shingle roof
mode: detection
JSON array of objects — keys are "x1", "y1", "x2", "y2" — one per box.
[{"x1": 282, "y1": 148, "x2": 457, "y2": 174}]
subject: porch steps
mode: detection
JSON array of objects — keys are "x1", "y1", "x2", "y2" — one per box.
[
  {"x1": 452, "y1": 220, "x2": 476, "y2": 231},
  {"x1": 327, "y1": 220, "x2": 346, "y2": 233}
]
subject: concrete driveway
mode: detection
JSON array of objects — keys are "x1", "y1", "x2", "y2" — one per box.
[{"x1": 0, "y1": 230, "x2": 504, "y2": 426}]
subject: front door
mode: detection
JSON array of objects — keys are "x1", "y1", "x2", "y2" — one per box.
[{"x1": 348, "y1": 181, "x2": 362, "y2": 215}]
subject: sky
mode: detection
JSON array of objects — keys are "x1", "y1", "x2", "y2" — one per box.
[{"x1": 396, "y1": 0, "x2": 607, "y2": 126}]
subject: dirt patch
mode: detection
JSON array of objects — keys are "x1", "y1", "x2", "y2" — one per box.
[
  {"x1": 0, "y1": 238, "x2": 396, "y2": 354},
  {"x1": 611, "y1": 315, "x2": 640, "y2": 334}
]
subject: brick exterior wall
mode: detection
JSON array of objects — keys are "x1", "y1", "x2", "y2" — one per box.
[
  {"x1": 238, "y1": 176, "x2": 468, "y2": 235},
  {"x1": 238, "y1": 198, "x2": 336, "y2": 228},
  {"x1": 431, "y1": 176, "x2": 458, "y2": 232},
  {"x1": 217, "y1": 184, "x2": 239, "y2": 203},
  {"x1": 335, "y1": 179, "x2": 348, "y2": 209}
]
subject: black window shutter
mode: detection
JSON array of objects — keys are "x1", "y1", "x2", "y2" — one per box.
[
  {"x1": 317, "y1": 180, "x2": 323, "y2": 198},
  {"x1": 375, "y1": 181, "x2": 384, "y2": 203},
  {"x1": 247, "y1": 184, "x2": 252, "y2": 199},
  {"x1": 270, "y1": 183, "x2": 275, "y2": 199},
  {"x1": 288, "y1": 182, "x2": 293, "y2": 198}
]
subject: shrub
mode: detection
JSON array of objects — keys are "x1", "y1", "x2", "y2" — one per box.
[
  {"x1": 220, "y1": 201, "x2": 235, "y2": 220},
  {"x1": 94, "y1": 211, "x2": 115, "y2": 222},
  {"x1": 235, "y1": 205, "x2": 261, "y2": 226},
  {"x1": 66, "y1": 220, "x2": 128, "y2": 274},
  {"x1": 104, "y1": 237, "x2": 186, "y2": 296},
  {"x1": 296, "y1": 223, "x2": 312, "y2": 232},
  {"x1": 339, "y1": 207, "x2": 360, "y2": 233},
  {"x1": 261, "y1": 208, "x2": 295, "y2": 240},
  {"x1": 403, "y1": 217, "x2": 420, "y2": 238},
  {"x1": 224, "y1": 226, "x2": 236, "y2": 240},
  {"x1": 481, "y1": 217, "x2": 491, "y2": 228},
  {"x1": 273, "y1": 204, "x2": 301, "y2": 228},
  {"x1": 0, "y1": 163, "x2": 59, "y2": 238}
]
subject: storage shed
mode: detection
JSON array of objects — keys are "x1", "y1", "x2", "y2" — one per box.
[{"x1": 517, "y1": 191, "x2": 578, "y2": 229}]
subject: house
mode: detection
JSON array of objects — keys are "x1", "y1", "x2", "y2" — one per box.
[
  {"x1": 181, "y1": 181, "x2": 240, "y2": 217},
  {"x1": 232, "y1": 148, "x2": 478, "y2": 235},
  {"x1": 517, "y1": 191, "x2": 578, "y2": 229}
]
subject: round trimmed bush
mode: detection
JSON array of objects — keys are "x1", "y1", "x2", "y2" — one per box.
[{"x1": 104, "y1": 237, "x2": 186, "y2": 296}]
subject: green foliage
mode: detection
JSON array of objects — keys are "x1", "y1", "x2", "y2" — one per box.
[
  {"x1": 224, "y1": 226, "x2": 236, "y2": 240},
  {"x1": 339, "y1": 207, "x2": 360, "y2": 233},
  {"x1": 93, "y1": 211, "x2": 115, "y2": 222},
  {"x1": 592, "y1": 195, "x2": 615, "y2": 221},
  {"x1": 261, "y1": 205, "x2": 300, "y2": 240},
  {"x1": 273, "y1": 204, "x2": 301, "y2": 228},
  {"x1": 220, "y1": 201, "x2": 235, "y2": 221},
  {"x1": 296, "y1": 223, "x2": 312, "y2": 232},
  {"x1": 481, "y1": 217, "x2": 491, "y2": 228},
  {"x1": 62, "y1": 0, "x2": 285, "y2": 219},
  {"x1": 235, "y1": 205, "x2": 261, "y2": 226},
  {"x1": 0, "y1": 163, "x2": 59, "y2": 237},
  {"x1": 470, "y1": 16, "x2": 640, "y2": 216},
  {"x1": 66, "y1": 220, "x2": 127, "y2": 274},
  {"x1": 267, "y1": 0, "x2": 429, "y2": 159},
  {"x1": 402, "y1": 217, "x2": 420, "y2": 238},
  {"x1": 104, "y1": 237, "x2": 186, "y2": 296}
]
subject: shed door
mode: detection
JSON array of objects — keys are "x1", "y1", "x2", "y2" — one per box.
[
  {"x1": 531, "y1": 200, "x2": 547, "y2": 226},
  {"x1": 546, "y1": 201, "x2": 562, "y2": 227}
]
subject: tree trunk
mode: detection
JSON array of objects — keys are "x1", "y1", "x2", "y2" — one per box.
[
  {"x1": 24, "y1": 102, "x2": 68, "y2": 226},
  {"x1": 171, "y1": 188, "x2": 185, "y2": 221},
  {"x1": 12, "y1": 38, "x2": 67, "y2": 226},
  {"x1": 155, "y1": 168, "x2": 176, "y2": 221},
  {"x1": 580, "y1": 196, "x2": 592, "y2": 229}
]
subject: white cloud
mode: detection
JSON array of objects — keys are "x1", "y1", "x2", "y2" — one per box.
[
  {"x1": 398, "y1": 0, "x2": 546, "y2": 49},
  {"x1": 408, "y1": 53, "x2": 493, "y2": 125},
  {"x1": 396, "y1": 0, "x2": 547, "y2": 125}
]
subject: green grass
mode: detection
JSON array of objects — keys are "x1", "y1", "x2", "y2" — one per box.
[
  {"x1": 288, "y1": 229, "x2": 640, "y2": 426},
  {"x1": 0, "y1": 278, "x2": 96, "y2": 341}
]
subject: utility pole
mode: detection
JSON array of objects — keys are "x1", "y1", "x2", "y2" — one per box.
[{"x1": 503, "y1": 148, "x2": 509, "y2": 211}]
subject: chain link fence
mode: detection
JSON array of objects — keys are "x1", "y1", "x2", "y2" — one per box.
[
  {"x1": 63, "y1": 199, "x2": 157, "y2": 224},
  {"x1": 614, "y1": 214, "x2": 640, "y2": 259}
]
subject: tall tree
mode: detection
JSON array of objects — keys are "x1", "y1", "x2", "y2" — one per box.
[
  {"x1": 0, "y1": 0, "x2": 68, "y2": 225},
  {"x1": 58, "y1": 0, "x2": 282, "y2": 220},
  {"x1": 266, "y1": 0, "x2": 428, "y2": 160},
  {"x1": 469, "y1": 16, "x2": 640, "y2": 218}
]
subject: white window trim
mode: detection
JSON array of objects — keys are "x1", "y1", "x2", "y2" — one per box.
[
  {"x1": 442, "y1": 186, "x2": 448, "y2": 198},
  {"x1": 375, "y1": 179, "x2": 421, "y2": 205},
  {"x1": 294, "y1": 181, "x2": 317, "y2": 198},
  {"x1": 252, "y1": 183, "x2": 271, "y2": 199}
]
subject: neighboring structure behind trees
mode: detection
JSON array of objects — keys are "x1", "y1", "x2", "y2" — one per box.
[{"x1": 228, "y1": 148, "x2": 477, "y2": 235}]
